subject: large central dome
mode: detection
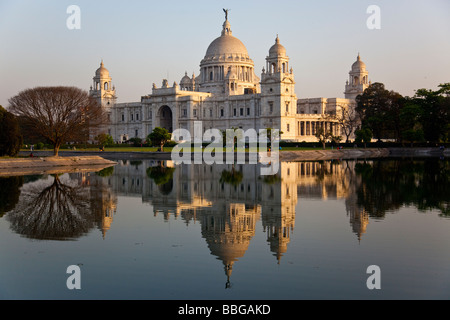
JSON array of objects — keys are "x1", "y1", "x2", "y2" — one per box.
[
  {"x1": 204, "y1": 19, "x2": 249, "y2": 59},
  {"x1": 198, "y1": 14, "x2": 259, "y2": 96}
]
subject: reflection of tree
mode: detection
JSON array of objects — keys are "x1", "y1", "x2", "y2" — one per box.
[
  {"x1": 260, "y1": 174, "x2": 281, "y2": 184},
  {"x1": 96, "y1": 166, "x2": 114, "y2": 177},
  {"x1": 146, "y1": 164, "x2": 175, "y2": 195},
  {"x1": 0, "y1": 176, "x2": 23, "y2": 217},
  {"x1": 355, "y1": 159, "x2": 450, "y2": 217},
  {"x1": 6, "y1": 175, "x2": 96, "y2": 240},
  {"x1": 219, "y1": 166, "x2": 243, "y2": 187}
]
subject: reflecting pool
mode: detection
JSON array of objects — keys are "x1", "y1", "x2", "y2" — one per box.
[{"x1": 0, "y1": 158, "x2": 449, "y2": 299}]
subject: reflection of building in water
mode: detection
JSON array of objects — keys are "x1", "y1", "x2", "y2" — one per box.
[
  {"x1": 94, "y1": 159, "x2": 372, "y2": 281},
  {"x1": 71, "y1": 171, "x2": 118, "y2": 239},
  {"x1": 201, "y1": 202, "x2": 260, "y2": 288},
  {"x1": 294, "y1": 160, "x2": 371, "y2": 241},
  {"x1": 260, "y1": 163, "x2": 297, "y2": 263},
  {"x1": 345, "y1": 193, "x2": 369, "y2": 242},
  {"x1": 296, "y1": 161, "x2": 352, "y2": 200},
  {"x1": 103, "y1": 160, "x2": 299, "y2": 284}
]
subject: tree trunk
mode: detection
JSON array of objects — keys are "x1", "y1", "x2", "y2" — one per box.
[
  {"x1": 160, "y1": 142, "x2": 164, "y2": 152},
  {"x1": 54, "y1": 144, "x2": 60, "y2": 156}
]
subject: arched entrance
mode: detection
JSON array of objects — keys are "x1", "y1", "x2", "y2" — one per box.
[{"x1": 158, "y1": 105, "x2": 173, "y2": 133}]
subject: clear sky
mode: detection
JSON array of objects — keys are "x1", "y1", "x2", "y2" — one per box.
[{"x1": 0, "y1": 0, "x2": 449, "y2": 107}]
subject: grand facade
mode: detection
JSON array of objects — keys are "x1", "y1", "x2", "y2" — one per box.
[{"x1": 89, "y1": 13, "x2": 370, "y2": 143}]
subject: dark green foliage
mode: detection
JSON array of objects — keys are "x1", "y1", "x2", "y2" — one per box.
[
  {"x1": 0, "y1": 106, "x2": 23, "y2": 157},
  {"x1": 0, "y1": 176, "x2": 23, "y2": 217},
  {"x1": 147, "y1": 127, "x2": 171, "y2": 151},
  {"x1": 355, "y1": 159, "x2": 450, "y2": 217}
]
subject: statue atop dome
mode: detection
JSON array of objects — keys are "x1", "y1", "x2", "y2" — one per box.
[{"x1": 223, "y1": 8, "x2": 230, "y2": 21}]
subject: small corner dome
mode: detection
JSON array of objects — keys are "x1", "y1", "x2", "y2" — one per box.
[
  {"x1": 269, "y1": 36, "x2": 286, "y2": 57},
  {"x1": 352, "y1": 54, "x2": 366, "y2": 71},
  {"x1": 96, "y1": 61, "x2": 110, "y2": 77},
  {"x1": 180, "y1": 72, "x2": 191, "y2": 84}
]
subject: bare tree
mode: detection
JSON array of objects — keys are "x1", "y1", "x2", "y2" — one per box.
[
  {"x1": 315, "y1": 112, "x2": 340, "y2": 149},
  {"x1": 8, "y1": 86, "x2": 106, "y2": 156},
  {"x1": 6, "y1": 175, "x2": 95, "y2": 240},
  {"x1": 336, "y1": 105, "x2": 360, "y2": 143}
]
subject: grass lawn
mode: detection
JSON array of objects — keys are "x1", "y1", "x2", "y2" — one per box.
[{"x1": 19, "y1": 146, "x2": 344, "y2": 153}]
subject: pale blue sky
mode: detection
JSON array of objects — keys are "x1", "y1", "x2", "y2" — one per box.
[{"x1": 0, "y1": 0, "x2": 449, "y2": 107}]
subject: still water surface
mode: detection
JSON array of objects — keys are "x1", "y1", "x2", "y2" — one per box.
[{"x1": 0, "y1": 158, "x2": 449, "y2": 299}]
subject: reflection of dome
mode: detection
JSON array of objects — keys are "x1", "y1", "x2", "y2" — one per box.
[
  {"x1": 352, "y1": 54, "x2": 366, "y2": 71},
  {"x1": 200, "y1": 204, "x2": 258, "y2": 287},
  {"x1": 269, "y1": 36, "x2": 286, "y2": 57},
  {"x1": 95, "y1": 61, "x2": 109, "y2": 78}
]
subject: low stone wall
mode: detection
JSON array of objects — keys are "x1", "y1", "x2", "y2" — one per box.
[
  {"x1": 388, "y1": 147, "x2": 449, "y2": 157},
  {"x1": 0, "y1": 156, "x2": 117, "y2": 177},
  {"x1": 18, "y1": 150, "x2": 172, "y2": 161},
  {"x1": 279, "y1": 148, "x2": 390, "y2": 161}
]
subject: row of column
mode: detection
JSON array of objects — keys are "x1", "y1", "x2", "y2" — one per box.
[{"x1": 298, "y1": 121, "x2": 340, "y2": 136}]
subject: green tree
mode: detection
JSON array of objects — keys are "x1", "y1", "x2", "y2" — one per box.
[
  {"x1": 410, "y1": 83, "x2": 450, "y2": 143},
  {"x1": 355, "y1": 127, "x2": 373, "y2": 148},
  {"x1": 95, "y1": 133, "x2": 114, "y2": 148},
  {"x1": 147, "y1": 127, "x2": 171, "y2": 152},
  {"x1": 0, "y1": 105, "x2": 23, "y2": 157},
  {"x1": 356, "y1": 82, "x2": 404, "y2": 142}
]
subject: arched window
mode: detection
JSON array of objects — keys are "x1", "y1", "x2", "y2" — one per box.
[
  {"x1": 210, "y1": 72, "x2": 213, "y2": 81},
  {"x1": 282, "y1": 63, "x2": 286, "y2": 73},
  {"x1": 354, "y1": 76, "x2": 359, "y2": 85},
  {"x1": 104, "y1": 82, "x2": 108, "y2": 90}
]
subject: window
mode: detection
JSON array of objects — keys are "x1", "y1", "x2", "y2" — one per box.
[
  {"x1": 234, "y1": 108, "x2": 237, "y2": 116},
  {"x1": 193, "y1": 109, "x2": 197, "y2": 116},
  {"x1": 269, "y1": 102, "x2": 273, "y2": 114},
  {"x1": 148, "y1": 110, "x2": 152, "y2": 119},
  {"x1": 287, "y1": 124, "x2": 290, "y2": 132},
  {"x1": 240, "y1": 108, "x2": 243, "y2": 116},
  {"x1": 135, "y1": 130, "x2": 138, "y2": 137},
  {"x1": 210, "y1": 109, "x2": 213, "y2": 117},
  {"x1": 247, "y1": 108, "x2": 250, "y2": 116},
  {"x1": 131, "y1": 114, "x2": 134, "y2": 121},
  {"x1": 136, "y1": 113, "x2": 139, "y2": 121},
  {"x1": 183, "y1": 109, "x2": 187, "y2": 117},
  {"x1": 121, "y1": 114, "x2": 125, "y2": 122},
  {"x1": 220, "y1": 109, "x2": 224, "y2": 117}
]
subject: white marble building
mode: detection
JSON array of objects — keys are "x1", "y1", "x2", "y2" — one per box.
[{"x1": 89, "y1": 12, "x2": 370, "y2": 143}]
